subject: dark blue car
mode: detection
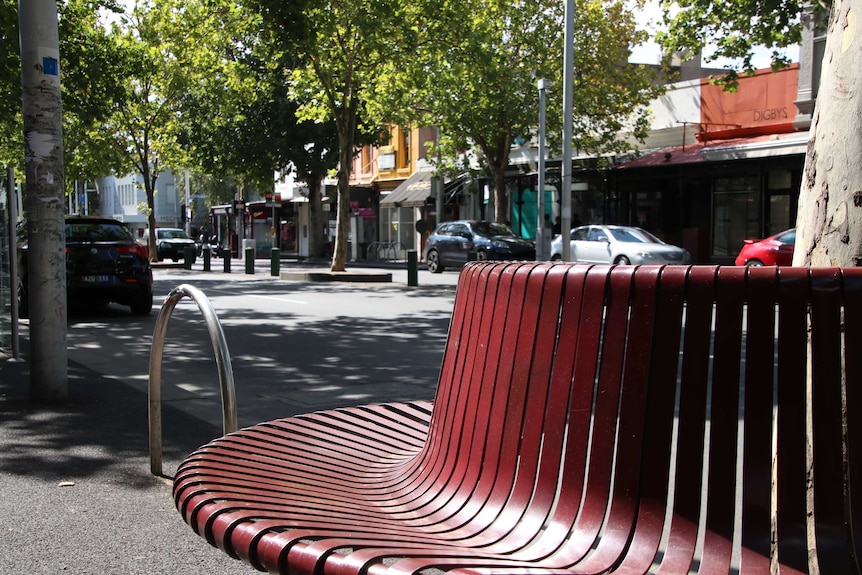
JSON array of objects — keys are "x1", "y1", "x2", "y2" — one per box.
[{"x1": 423, "y1": 220, "x2": 535, "y2": 273}]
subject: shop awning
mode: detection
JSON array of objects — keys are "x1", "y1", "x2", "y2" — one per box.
[
  {"x1": 380, "y1": 171, "x2": 434, "y2": 207},
  {"x1": 617, "y1": 131, "x2": 809, "y2": 169}
]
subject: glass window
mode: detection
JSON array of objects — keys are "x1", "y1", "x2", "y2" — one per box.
[
  {"x1": 450, "y1": 223, "x2": 470, "y2": 237},
  {"x1": 401, "y1": 129, "x2": 410, "y2": 168},
  {"x1": 587, "y1": 227, "x2": 606, "y2": 241},
  {"x1": 713, "y1": 177, "x2": 759, "y2": 257},
  {"x1": 572, "y1": 227, "x2": 589, "y2": 241},
  {"x1": 66, "y1": 222, "x2": 135, "y2": 242},
  {"x1": 608, "y1": 228, "x2": 661, "y2": 244},
  {"x1": 472, "y1": 221, "x2": 514, "y2": 237},
  {"x1": 775, "y1": 229, "x2": 796, "y2": 245},
  {"x1": 397, "y1": 207, "x2": 413, "y2": 252},
  {"x1": 769, "y1": 194, "x2": 793, "y2": 235}
]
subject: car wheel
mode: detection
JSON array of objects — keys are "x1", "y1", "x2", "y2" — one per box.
[
  {"x1": 130, "y1": 289, "x2": 154, "y2": 315},
  {"x1": 615, "y1": 255, "x2": 631, "y2": 265},
  {"x1": 426, "y1": 249, "x2": 444, "y2": 273},
  {"x1": 476, "y1": 250, "x2": 488, "y2": 261},
  {"x1": 746, "y1": 259, "x2": 765, "y2": 267}
]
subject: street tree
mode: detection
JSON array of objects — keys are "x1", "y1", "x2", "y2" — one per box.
[
  {"x1": 243, "y1": 0, "x2": 418, "y2": 271},
  {"x1": 105, "y1": 0, "x2": 240, "y2": 261},
  {"x1": 179, "y1": 10, "x2": 380, "y2": 260},
  {"x1": 378, "y1": 0, "x2": 661, "y2": 224},
  {"x1": 0, "y1": 0, "x2": 20, "y2": 164},
  {"x1": 658, "y1": 0, "x2": 861, "y2": 267},
  {"x1": 61, "y1": 0, "x2": 129, "y2": 189},
  {"x1": 0, "y1": 0, "x2": 126, "y2": 180}
]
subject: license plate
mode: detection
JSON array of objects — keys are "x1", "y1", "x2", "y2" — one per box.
[{"x1": 82, "y1": 275, "x2": 111, "y2": 283}]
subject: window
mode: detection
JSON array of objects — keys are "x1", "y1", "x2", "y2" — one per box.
[
  {"x1": 712, "y1": 176, "x2": 759, "y2": 257},
  {"x1": 587, "y1": 227, "x2": 607, "y2": 242},
  {"x1": 572, "y1": 227, "x2": 589, "y2": 241},
  {"x1": 401, "y1": 129, "x2": 410, "y2": 168}
]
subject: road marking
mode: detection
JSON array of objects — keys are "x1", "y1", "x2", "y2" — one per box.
[{"x1": 248, "y1": 294, "x2": 308, "y2": 305}]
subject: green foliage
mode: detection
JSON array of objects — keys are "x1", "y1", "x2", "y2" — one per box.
[
  {"x1": 377, "y1": 0, "x2": 662, "y2": 219},
  {"x1": 244, "y1": 0, "x2": 418, "y2": 269},
  {"x1": 0, "y1": 0, "x2": 19, "y2": 163},
  {"x1": 656, "y1": 0, "x2": 818, "y2": 84},
  {"x1": 60, "y1": 0, "x2": 130, "y2": 183},
  {"x1": 0, "y1": 0, "x2": 127, "y2": 176}
]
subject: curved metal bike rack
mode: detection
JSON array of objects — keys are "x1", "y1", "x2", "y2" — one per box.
[{"x1": 148, "y1": 284, "x2": 237, "y2": 477}]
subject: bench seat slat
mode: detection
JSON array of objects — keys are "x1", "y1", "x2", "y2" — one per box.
[{"x1": 174, "y1": 262, "x2": 862, "y2": 575}]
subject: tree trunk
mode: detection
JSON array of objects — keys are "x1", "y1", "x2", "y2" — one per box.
[
  {"x1": 331, "y1": 101, "x2": 358, "y2": 272},
  {"x1": 144, "y1": 165, "x2": 158, "y2": 263},
  {"x1": 794, "y1": 0, "x2": 862, "y2": 267},
  {"x1": 331, "y1": 142, "x2": 350, "y2": 272}
]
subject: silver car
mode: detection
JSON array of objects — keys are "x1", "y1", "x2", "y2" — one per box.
[{"x1": 550, "y1": 225, "x2": 691, "y2": 265}]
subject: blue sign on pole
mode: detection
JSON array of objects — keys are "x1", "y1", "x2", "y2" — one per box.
[{"x1": 42, "y1": 57, "x2": 58, "y2": 76}]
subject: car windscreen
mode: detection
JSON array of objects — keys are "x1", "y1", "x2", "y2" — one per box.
[
  {"x1": 472, "y1": 222, "x2": 515, "y2": 237},
  {"x1": 66, "y1": 223, "x2": 134, "y2": 242},
  {"x1": 608, "y1": 228, "x2": 662, "y2": 244},
  {"x1": 157, "y1": 229, "x2": 190, "y2": 239}
]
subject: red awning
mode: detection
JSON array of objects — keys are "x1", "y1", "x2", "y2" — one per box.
[{"x1": 616, "y1": 131, "x2": 808, "y2": 169}]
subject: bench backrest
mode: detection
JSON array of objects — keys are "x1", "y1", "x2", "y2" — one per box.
[{"x1": 422, "y1": 262, "x2": 860, "y2": 573}]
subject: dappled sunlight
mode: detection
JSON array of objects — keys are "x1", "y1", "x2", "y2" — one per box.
[{"x1": 2, "y1": 272, "x2": 456, "y2": 479}]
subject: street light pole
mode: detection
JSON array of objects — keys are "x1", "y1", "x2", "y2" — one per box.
[
  {"x1": 19, "y1": 0, "x2": 68, "y2": 399},
  {"x1": 435, "y1": 126, "x2": 443, "y2": 226},
  {"x1": 561, "y1": 0, "x2": 574, "y2": 261},
  {"x1": 536, "y1": 79, "x2": 549, "y2": 261}
]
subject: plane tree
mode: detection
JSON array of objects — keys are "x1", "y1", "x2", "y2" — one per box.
[
  {"x1": 101, "y1": 0, "x2": 263, "y2": 261},
  {"x1": 376, "y1": 0, "x2": 662, "y2": 224},
  {"x1": 658, "y1": 0, "x2": 861, "y2": 266},
  {"x1": 0, "y1": 0, "x2": 127, "y2": 182},
  {"x1": 242, "y1": 0, "x2": 419, "y2": 271},
  {"x1": 178, "y1": 7, "x2": 383, "y2": 260}
]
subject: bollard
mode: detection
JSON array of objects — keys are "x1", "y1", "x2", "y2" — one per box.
[
  {"x1": 223, "y1": 248, "x2": 231, "y2": 273},
  {"x1": 271, "y1": 248, "x2": 280, "y2": 276},
  {"x1": 203, "y1": 248, "x2": 211, "y2": 272},
  {"x1": 183, "y1": 246, "x2": 195, "y2": 269},
  {"x1": 245, "y1": 247, "x2": 255, "y2": 274},
  {"x1": 407, "y1": 250, "x2": 418, "y2": 286}
]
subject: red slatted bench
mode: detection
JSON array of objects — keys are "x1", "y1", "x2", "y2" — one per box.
[{"x1": 173, "y1": 262, "x2": 861, "y2": 574}]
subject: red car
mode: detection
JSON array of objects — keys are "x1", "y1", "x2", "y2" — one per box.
[{"x1": 735, "y1": 228, "x2": 796, "y2": 266}]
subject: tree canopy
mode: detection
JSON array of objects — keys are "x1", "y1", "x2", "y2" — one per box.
[
  {"x1": 378, "y1": 0, "x2": 662, "y2": 223},
  {"x1": 0, "y1": 0, "x2": 127, "y2": 181},
  {"x1": 243, "y1": 0, "x2": 419, "y2": 271},
  {"x1": 657, "y1": 0, "x2": 815, "y2": 84},
  {"x1": 658, "y1": 0, "x2": 862, "y2": 267}
]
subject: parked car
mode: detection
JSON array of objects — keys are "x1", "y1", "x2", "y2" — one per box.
[
  {"x1": 550, "y1": 225, "x2": 691, "y2": 265},
  {"x1": 144, "y1": 227, "x2": 196, "y2": 261},
  {"x1": 18, "y1": 216, "x2": 153, "y2": 316},
  {"x1": 735, "y1": 228, "x2": 796, "y2": 266},
  {"x1": 424, "y1": 220, "x2": 536, "y2": 273}
]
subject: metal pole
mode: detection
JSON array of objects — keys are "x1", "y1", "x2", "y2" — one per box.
[
  {"x1": 7, "y1": 167, "x2": 21, "y2": 361},
  {"x1": 149, "y1": 284, "x2": 237, "y2": 476},
  {"x1": 536, "y1": 79, "x2": 548, "y2": 261},
  {"x1": 184, "y1": 168, "x2": 191, "y2": 235},
  {"x1": 19, "y1": 0, "x2": 68, "y2": 399},
  {"x1": 435, "y1": 126, "x2": 443, "y2": 225},
  {"x1": 561, "y1": 0, "x2": 574, "y2": 261},
  {"x1": 407, "y1": 250, "x2": 418, "y2": 286}
]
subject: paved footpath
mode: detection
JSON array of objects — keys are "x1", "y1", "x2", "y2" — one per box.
[{"x1": 0, "y1": 260, "x2": 460, "y2": 574}]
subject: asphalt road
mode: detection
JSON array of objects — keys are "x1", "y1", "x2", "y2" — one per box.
[
  {"x1": 77, "y1": 263, "x2": 460, "y2": 428},
  {"x1": 0, "y1": 261, "x2": 462, "y2": 574}
]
